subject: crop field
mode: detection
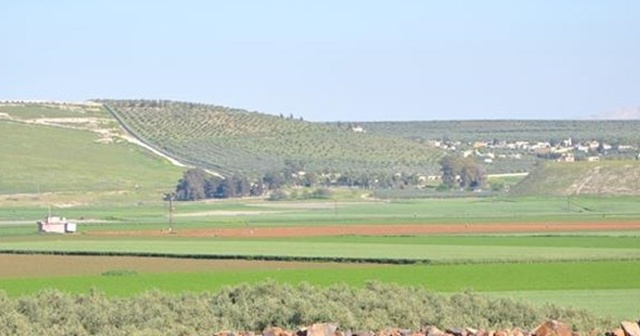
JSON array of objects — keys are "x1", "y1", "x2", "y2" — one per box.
[{"x1": 1, "y1": 196, "x2": 639, "y2": 321}]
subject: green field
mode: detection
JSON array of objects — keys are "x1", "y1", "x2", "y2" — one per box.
[
  {"x1": 0, "y1": 260, "x2": 637, "y2": 320},
  {"x1": 2, "y1": 238, "x2": 640, "y2": 264},
  {"x1": 1, "y1": 260, "x2": 637, "y2": 294},
  {"x1": 0, "y1": 114, "x2": 181, "y2": 197},
  {"x1": 2, "y1": 195, "x2": 640, "y2": 226}
]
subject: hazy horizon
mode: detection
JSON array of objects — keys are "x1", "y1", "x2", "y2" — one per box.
[{"x1": 1, "y1": 1, "x2": 638, "y2": 122}]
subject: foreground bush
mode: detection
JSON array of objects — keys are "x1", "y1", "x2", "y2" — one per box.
[{"x1": 0, "y1": 281, "x2": 615, "y2": 336}]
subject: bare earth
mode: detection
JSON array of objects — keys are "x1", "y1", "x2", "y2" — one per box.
[
  {"x1": 90, "y1": 221, "x2": 640, "y2": 238},
  {"x1": 0, "y1": 254, "x2": 362, "y2": 278}
]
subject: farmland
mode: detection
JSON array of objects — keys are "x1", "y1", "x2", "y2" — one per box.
[
  {"x1": 1, "y1": 196, "x2": 639, "y2": 323},
  {"x1": 2, "y1": 101, "x2": 640, "y2": 332}
]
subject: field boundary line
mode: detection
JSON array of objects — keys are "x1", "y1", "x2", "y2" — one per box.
[{"x1": 2, "y1": 250, "x2": 639, "y2": 265}]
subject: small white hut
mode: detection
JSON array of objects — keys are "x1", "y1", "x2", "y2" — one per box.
[{"x1": 37, "y1": 216, "x2": 77, "y2": 234}]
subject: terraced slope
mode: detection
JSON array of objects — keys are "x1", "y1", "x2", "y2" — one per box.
[
  {"x1": 511, "y1": 160, "x2": 640, "y2": 196},
  {"x1": 100, "y1": 100, "x2": 444, "y2": 176},
  {"x1": 0, "y1": 102, "x2": 181, "y2": 196}
]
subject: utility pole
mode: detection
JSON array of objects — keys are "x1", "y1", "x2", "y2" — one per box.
[
  {"x1": 164, "y1": 193, "x2": 176, "y2": 232},
  {"x1": 168, "y1": 196, "x2": 174, "y2": 232}
]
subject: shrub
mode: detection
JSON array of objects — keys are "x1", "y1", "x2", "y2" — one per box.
[{"x1": 0, "y1": 282, "x2": 615, "y2": 335}]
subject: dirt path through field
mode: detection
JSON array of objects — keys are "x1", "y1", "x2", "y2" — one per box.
[{"x1": 90, "y1": 221, "x2": 640, "y2": 238}]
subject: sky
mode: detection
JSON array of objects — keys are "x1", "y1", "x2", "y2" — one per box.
[{"x1": 1, "y1": 1, "x2": 638, "y2": 121}]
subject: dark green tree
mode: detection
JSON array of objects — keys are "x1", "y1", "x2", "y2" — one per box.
[
  {"x1": 175, "y1": 168, "x2": 208, "y2": 200},
  {"x1": 440, "y1": 155, "x2": 486, "y2": 190},
  {"x1": 440, "y1": 155, "x2": 462, "y2": 189}
]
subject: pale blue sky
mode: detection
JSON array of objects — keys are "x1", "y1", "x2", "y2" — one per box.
[{"x1": 1, "y1": 1, "x2": 638, "y2": 121}]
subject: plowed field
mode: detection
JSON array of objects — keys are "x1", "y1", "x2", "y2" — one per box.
[
  {"x1": 90, "y1": 221, "x2": 640, "y2": 238},
  {"x1": 0, "y1": 254, "x2": 361, "y2": 278}
]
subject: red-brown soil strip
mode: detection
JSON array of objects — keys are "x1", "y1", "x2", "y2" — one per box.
[{"x1": 90, "y1": 221, "x2": 640, "y2": 238}]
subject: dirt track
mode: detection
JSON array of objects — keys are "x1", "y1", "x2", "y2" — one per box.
[{"x1": 90, "y1": 221, "x2": 640, "y2": 238}]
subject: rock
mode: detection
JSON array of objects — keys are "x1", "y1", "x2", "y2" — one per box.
[
  {"x1": 425, "y1": 326, "x2": 445, "y2": 336},
  {"x1": 446, "y1": 328, "x2": 465, "y2": 336},
  {"x1": 607, "y1": 328, "x2": 626, "y2": 336},
  {"x1": 264, "y1": 327, "x2": 292, "y2": 336},
  {"x1": 376, "y1": 329, "x2": 401, "y2": 336},
  {"x1": 530, "y1": 320, "x2": 572, "y2": 336},
  {"x1": 465, "y1": 329, "x2": 478, "y2": 336},
  {"x1": 215, "y1": 331, "x2": 235, "y2": 336},
  {"x1": 621, "y1": 321, "x2": 640, "y2": 336},
  {"x1": 307, "y1": 323, "x2": 339, "y2": 336}
]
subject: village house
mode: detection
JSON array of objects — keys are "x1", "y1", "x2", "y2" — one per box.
[{"x1": 37, "y1": 216, "x2": 77, "y2": 234}]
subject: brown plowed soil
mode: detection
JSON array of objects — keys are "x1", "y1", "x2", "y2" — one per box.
[
  {"x1": 0, "y1": 254, "x2": 365, "y2": 278},
  {"x1": 90, "y1": 221, "x2": 640, "y2": 238}
]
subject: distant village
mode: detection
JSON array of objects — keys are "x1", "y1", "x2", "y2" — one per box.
[
  {"x1": 431, "y1": 138, "x2": 640, "y2": 164},
  {"x1": 349, "y1": 124, "x2": 640, "y2": 171}
]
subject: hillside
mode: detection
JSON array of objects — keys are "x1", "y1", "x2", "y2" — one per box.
[
  {"x1": 354, "y1": 120, "x2": 640, "y2": 143},
  {"x1": 511, "y1": 160, "x2": 640, "y2": 196},
  {"x1": 0, "y1": 102, "x2": 181, "y2": 198},
  {"x1": 98, "y1": 100, "x2": 445, "y2": 176}
]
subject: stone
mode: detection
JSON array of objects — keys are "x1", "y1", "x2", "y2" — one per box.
[
  {"x1": 307, "y1": 323, "x2": 339, "y2": 336},
  {"x1": 621, "y1": 321, "x2": 640, "y2": 336},
  {"x1": 530, "y1": 320, "x2": 572, "y2": 336}
]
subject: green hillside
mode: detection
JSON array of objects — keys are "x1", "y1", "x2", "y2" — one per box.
[
  {"x1": 0, "y1": 103, "x2": 181, "y2": 197},
  {"x1": 355, "y1": 120, "x2": 640, "y2": 144},
  {"x1": 99, "y1": 100, "x2": 444, "y2": 176},
  {"x1": 511, "y1": 160, "x2": 640, "y2": 196}
]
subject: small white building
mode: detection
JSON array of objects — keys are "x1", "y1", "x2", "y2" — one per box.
[{"x1": 37, "y1": 216, "x2": 77, "y2": 234}]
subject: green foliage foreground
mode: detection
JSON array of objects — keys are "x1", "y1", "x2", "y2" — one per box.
[{"x1": 0, "y1": 282, "x2": 613, "y2": 336}]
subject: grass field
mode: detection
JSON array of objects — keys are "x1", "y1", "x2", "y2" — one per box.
[
  {"x1": 2, "y1": 195, "x2": 640, "y2": 227},
  {"x1": 0, "y1": 259, "x2": 637, "y2": 319},
  {"x1": 2, "y1": 239, "x2": 640, "y2": 263},
  {"x1": 0, "y1": 120, "x2": 181, "y2": 197}
]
